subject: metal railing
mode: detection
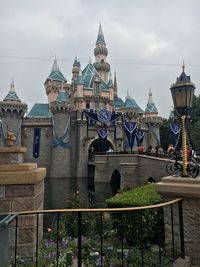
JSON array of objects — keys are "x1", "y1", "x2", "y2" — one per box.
[{"x1": 1, "y1": 198, "x2": 184, "y2": 267}]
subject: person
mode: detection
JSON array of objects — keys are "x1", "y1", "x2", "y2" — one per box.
[
  {"x1": 138, "y1": 145, "x2": 144, "y2": 153},
  {"x1": 158, "y1": 145, "x2": 164, "y2": 154},
  {"x1": 107, "y1": 147, "x2": 114, "y2": 153},
  {"x1": 167, "y1": 144, "x2": 175, "y2": 155},
  {"x1": 146, "y1": 145, "x2": 153, "y2": 153}
]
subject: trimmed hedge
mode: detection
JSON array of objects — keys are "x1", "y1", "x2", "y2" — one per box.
[
  {"x1": 105, "y1": 184, "x2": 163, "y2": 247},
  {"x1": 106, "y1": 184, "x2": 162, "y2": 208}
]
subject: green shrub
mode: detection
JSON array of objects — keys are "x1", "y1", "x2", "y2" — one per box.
[
  {"x1": 106, "y1": 184, "x2": 162, "y2": 207},
  {"x1": 106, "y1": 184, "x2": 163, "y2": 247}
]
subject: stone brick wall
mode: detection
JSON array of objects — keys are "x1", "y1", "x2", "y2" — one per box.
[
  {"x1": 0, "y1": 147, "x2": 46, "y2": 258},
  {"x1": 94, "y1": 154, "x2": 169, "y2": 206},
  {"x1": 156, "y1": 177, "x2": 200, "y2": 266}
]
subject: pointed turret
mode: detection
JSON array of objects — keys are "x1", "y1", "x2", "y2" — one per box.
[
  {"x1": 96, "y1": 23, "x2": 106, "y2": 45},
  {"x1": 107, "y1": 72, "x2": 113, "y2": 87},
  {"x1": 124, "y1": 90, "x2": 143, "y2": 113},
  {"x1": 0, "y1": 80, "x2": 27, "y2": 144},
  {"x1": 93, "y1": 24, "x2": 110, "y2": 82},
  {"x1": 3, "y1": 78, "x2": 21, "y2": 103},
  {"x1": 45, "y1": 58, "x2": 67, "y2": 104},
  {"x1": 145, "y1": 89, "x2": 158, "y2": 117},
  {"x1": 48, "y1": 58, "x2": 67, "y2": 82},
  {"x1": 114, "y1": 71, "x2": 118, "y2": 99}
]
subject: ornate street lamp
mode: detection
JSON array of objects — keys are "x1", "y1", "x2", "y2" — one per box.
[{"x1": 170, "y1": 63, "x2": 196, "y2": 176}]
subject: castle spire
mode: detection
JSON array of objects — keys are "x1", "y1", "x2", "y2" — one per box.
[
  {"x1": 3, "y1": 78, "x2": 21, "y2": 102},
  {"x1": 93, "y1": 24, "x2": 110, "y2": 82},
  {"x1": 145, "y1": 89, "x2": 158, "y2": 116},
  {"x1": 114, "y1": 70, "x2": 118, "y2": 98},
  {"x1": 126, "y1": 89, "x2": 130, "y2": 99},
  {"x1": 96, "y1": 23, "x2": 106, "y2": 45}
]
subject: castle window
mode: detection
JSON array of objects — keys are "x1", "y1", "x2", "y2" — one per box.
[
  {"x1": 86, "y1": 100, "x2": 90, "y2": 109},
  {"x1": 101, "y1": 59, "x2": 104, "y2": 62},
  {"x1": 94, "y1": 82, "x2": 100, "y2": 95}
]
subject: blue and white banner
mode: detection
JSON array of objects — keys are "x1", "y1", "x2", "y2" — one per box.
[
  {"x1": 136, "y1": 130, "x2": 144, "y2": 146},
  {"x1": 169, "y1": 123, "x2": 181, "y2": 147},
  {"x1": 83, "y1": 109, "x2": 121, "y2": 125},
  {"x1": 33, "y1": 128, "x2": 41, "y2": 158},
  {"x1": 123, "y1": 122, "x2": 137, "y2": 150},
  {"x1": 97, "y1": 128, "x2": 109, "y2": 139}
]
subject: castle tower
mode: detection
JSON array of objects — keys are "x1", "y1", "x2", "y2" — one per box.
[
  {"x1": 93, "y1": 24, "x2": 110, "y2": 82},
  {"x1": 144, "y1": 89, "x2": 158, "y2": 118},
  {"x1": 143, "y1": 89, "x2": 162, "y2": 148},
  {"x1": 49, "y1": 90, "x2": 75, "y2": 208},
  {"x1": 44, "y1": 58, "x2": 67, "y2": 104},
  {"x1": 72, "y1": 57, "x2": 81, "y2": 82},
  {"x1": 0, "y1": 79, "x2": 27, "y2": 146}
]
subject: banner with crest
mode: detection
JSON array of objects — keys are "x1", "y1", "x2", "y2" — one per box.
[
  {"x1": 123, "y1": 122, "x2": 137, "y2": 150},
  {"x1": 33, "y1": 128, "x2": 41, "y2": 158},
  {"x1": 136, "y1": 129, "x2": 144, "y2": 146},
  {"x1": 169, "y1": 123, "x2": 181, "y2": 147}
]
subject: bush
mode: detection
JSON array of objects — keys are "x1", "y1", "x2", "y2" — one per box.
[
  {"x1": 106, "y1": 184, "x2": 162, "y2": 207},
  {"x1": 106, "y1": 184, "x2": 163, "y2": 247}
]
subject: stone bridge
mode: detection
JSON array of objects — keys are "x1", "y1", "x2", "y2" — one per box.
[{"x1": 94, "y1": 153, "x2": 169, "y2": 206}]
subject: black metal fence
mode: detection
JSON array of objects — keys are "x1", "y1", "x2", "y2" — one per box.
[{"x1": 0, "y1": 198, "x2": 184, "y2": 267}]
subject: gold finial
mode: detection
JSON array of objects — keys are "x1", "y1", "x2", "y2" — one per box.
[{"x1": 182, "y1": 60, "x2": 185, "y2": 72}]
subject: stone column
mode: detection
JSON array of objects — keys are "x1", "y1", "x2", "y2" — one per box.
[
  {"x1": 156, "y1": 176, "x2": 200, "y2": 266},
  {"x1": 0, "y1": 147, "x2": 46, "y2": 258}
]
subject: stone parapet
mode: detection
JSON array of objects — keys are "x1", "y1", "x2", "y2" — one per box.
[
  {"x1": 0, "y1": 147, "x2": 46, "y2": 258},
  {"x1": 156, "y1": 176, "x2": 200, "y2": 266},
  {"x1": 0, "y1": 146, "x2": 27, "y2": 164}
]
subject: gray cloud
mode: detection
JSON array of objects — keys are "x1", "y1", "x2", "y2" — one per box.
[{"x1": 0, "y1": 0, "x2": 200, "y2": 117}]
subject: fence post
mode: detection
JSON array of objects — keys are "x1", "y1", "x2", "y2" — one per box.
[
  {"x1": 178, "y1": 200, "x2": 185, "y2": 259},
  {"x1": 78, "y1": 211, "x2": 82, "y2": 267}
]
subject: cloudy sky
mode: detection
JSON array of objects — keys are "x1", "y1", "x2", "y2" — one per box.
[{"x1": 0, "y1": 0, "x2": 200, "y2": 118}]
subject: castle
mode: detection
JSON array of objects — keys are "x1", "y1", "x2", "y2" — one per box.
[{"x1": 0, "y1": 25, "x2": 162, "y2": 208}]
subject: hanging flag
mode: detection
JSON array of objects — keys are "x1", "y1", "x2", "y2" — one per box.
[
  {"x1": 169, "y1": 123, "x2": 181, "y2": 147},
  {"x1": 97, "y1": 128, "x2": 109, "y2": 139},
  {"x1": 33, "y1": 128, "x2": 41, "y2": 158},
  {"x1": 136, "y1": 130, "x2": 144, "y2": 146},
  {"x1": 123, "y1": 122, "x2": 137, "y2": 150}
]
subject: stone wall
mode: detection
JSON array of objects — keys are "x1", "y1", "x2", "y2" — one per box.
[
  {"x1": 156, "y1": 176, "x2": 200, "y2": 266},
  {"x1": 0, "y1": 147, "x2": 46, "y2": 258},
  {"x1": 94, "y1": 153, "x2": 169, "y2": 206}
]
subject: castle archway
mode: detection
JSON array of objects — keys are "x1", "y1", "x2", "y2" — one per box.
[
  {"x1": 110, "y1": 169, "x2": 121, "y2": 196},
  {"x1": 88, "y1": 138, "x2": 114, "y2": 161}
]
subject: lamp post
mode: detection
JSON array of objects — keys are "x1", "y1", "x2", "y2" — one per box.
[{"x1": 170, "y1": 63, "x2": 195, "y2": 176}]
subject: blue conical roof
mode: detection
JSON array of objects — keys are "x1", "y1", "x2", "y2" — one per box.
[
  {"x1": 48, "y1": 59, "x2": 67, "y2": 82},
  {"x1": 124, "y1": 90, "x2": 143, "y2": 113},
  {"x1": 145, "y1": 89, "x2": 158, "y2": 114},
  {"x1": 113, "y1": 97, "x2": 124, "y2": 108},
  {"x1": 96, "y1": 24, "x2": 106, "y2": 45},
  {"x1": 3, "y1": 79, "x2": 21, "y2": 102}
]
